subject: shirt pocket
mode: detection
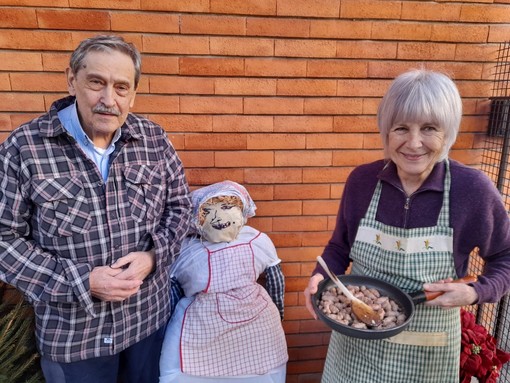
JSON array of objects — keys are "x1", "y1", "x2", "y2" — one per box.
[
  {"x1": 123, "y1": 164, "x2": 164, "y2": 222},
  {"x1": 31, "y1": 176, "x2": 92, "y2": 237}
]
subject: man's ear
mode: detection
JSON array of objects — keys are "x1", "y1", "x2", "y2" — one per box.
[{"x1": 65, "y1": 68, "x2": 76, "y2": 96}]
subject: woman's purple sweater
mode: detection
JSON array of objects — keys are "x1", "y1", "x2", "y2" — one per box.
[{"x1": 315, "y1": 159, "x2": 510, "y2": 304}]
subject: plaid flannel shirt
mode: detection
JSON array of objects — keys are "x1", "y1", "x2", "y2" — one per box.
[{"x1": 0, "y1": 96, "x2": 191, "y2": 362}]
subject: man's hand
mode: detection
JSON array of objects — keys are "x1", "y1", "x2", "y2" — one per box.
[
  {"x1": 110, "y1": 250, "x2": 156, "y2": 281},
  {"x1": 89, "y1": 265, "x2": 143, "y2": 301}
]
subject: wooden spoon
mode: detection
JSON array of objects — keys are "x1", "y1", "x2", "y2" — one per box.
[{"x1": 317, "y1": 256, "x2": 382, "y2": 327}]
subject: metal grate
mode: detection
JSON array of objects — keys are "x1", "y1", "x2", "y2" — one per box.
[{"x1": 479, "y1": 41, "x2": 510, "y2": 382}]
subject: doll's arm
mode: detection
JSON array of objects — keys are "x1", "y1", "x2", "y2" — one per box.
[
  {"x1": 169, "y1": 276, "x2": 184, "y2": 314},
  {"x1": 265, "y1": 264, "x2": 285, "y2": 320}
]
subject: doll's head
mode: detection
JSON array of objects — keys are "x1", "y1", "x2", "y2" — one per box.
[{"x1": 190, "y1": 181, "x2": 256, "y2": 243}]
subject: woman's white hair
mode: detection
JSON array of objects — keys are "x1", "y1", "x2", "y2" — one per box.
[{"x1": 377, "y1": 69, "x2": 462, "y2": 161}]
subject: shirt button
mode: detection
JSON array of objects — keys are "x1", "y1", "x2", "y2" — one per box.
[{"x1": 97, "y1": 181, "x2": 103, "y2": 186}]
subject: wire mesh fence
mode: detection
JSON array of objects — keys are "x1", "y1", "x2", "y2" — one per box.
[{"x1": 478, "y1": 40, "x2": 510, "y2": 382}]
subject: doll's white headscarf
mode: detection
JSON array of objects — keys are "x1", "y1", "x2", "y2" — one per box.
[{"x1": 190, "y1": 180, "x2": 257, "y2": 239}]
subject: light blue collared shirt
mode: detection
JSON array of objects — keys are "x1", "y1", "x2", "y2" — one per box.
[{"x1": 57, "y1": 101, "x2": 121, "y2": 181}]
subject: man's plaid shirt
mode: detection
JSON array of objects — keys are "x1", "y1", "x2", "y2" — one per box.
[{"x1": 0, "y1": 96, "x2": 191, "y2": 362}]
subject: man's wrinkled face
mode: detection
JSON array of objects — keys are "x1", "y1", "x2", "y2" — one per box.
[{"x1": 200, "y1": 198, "x2": 244, "y2": 243}]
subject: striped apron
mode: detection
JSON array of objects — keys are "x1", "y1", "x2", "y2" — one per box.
[{"x1": 322, "y1": 160, "x2": 461, "y2": 383}]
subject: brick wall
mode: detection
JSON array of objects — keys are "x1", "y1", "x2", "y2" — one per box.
[{"x1": 1, "y1": 1, "x2": 509, "y2": 381}]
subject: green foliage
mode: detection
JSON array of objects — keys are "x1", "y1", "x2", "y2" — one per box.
[{"x1": 0, "y1": 283, "x2": 43, "y2": 383}]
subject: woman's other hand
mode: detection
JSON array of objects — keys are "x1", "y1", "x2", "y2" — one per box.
[
  {"x1": 304, "y1": 273, "x2": 325, "y2": 319},
  {"x1": 422, "y1": 280, "x2": 478, "y2": 307}
]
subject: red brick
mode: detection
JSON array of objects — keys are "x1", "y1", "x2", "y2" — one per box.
[
  {"x1": 184, "y1": 133, "x2": 247, "y2": 150},
  {"x1": 179, "y1": 57, "x2": 245, "y2": 76},
  {"x1": 275, "y1": 151, "x2": 332, "y2": 167},
  {"x1": 307, "y1": 60, "x2": 368, "y2": 78},
  {"x1": 310, "y1": 20, "x2": 371, "y2": 39},
  {"x1": 10, "y1": 113, "x2": 42, "y2": 129},
  {"x1": 247, "y1": 17, "x2": 309, "y2": 38},
  {"x1": 337, "y1": 79, "x2": 390, "y2": 97},
  {"x1": 275, "y1": 39, "x2": 337, "y2": 58},
  {"x1": 0, "y1": 7, "x2": 37, "y2": 28},
  {"x1": 371, "y1": 21, "x2": 433, "y2": 41},
  {"x1": 256, "y1": 201, "x2": 302, "y2": 216},
  {"x1": 153, "y1": 115, "x2": 212, "y2": 133},
  {"x1": 141, "y1": 56, "x2": 179, "y2": 75},
  {"x1": 210, "y1": 0, "x2": 276, "y2": 15},
  {"x1": 42, "y1": 53, "x2": 69, "y2": 71},
  {"x1": 302, "y1": 232, "x2": 333, "y2": 247},
  {"x1": 180, "y1": 96, "x2": 243, "y2": 114},
  {"x1": 143, "y1": 35, "x2": 209, "y2": 55},
  {"x1": 244, "y1": 168, "x2": 302, "y2": 184},
  {"x1": 303, "y1": 167, "x2": 353, "y2": 183},
  {"x1": 401, "y1": 2, "x2": 461, "y2": 21},
  {"x1": 0, "y1": 93, "x2": 45, "y2": 112},
  {"x1": 244, "y1": 97, "x2": 304, "y2": 115},
  {"x1": 185, "y1": 168, "x2": 245, "y2": 186},
  {"x1": 277, "y1": 247, "x2": 322, "y2": 262},
  {"x1": 306, "y1": 134, "x2": 363, "y2": 149},
  {"x1": 131, "y1": 95, "x2": 179, "y2": 114},
  {"x1": 277, "y1": 0, "x2": 339, "y2": 17},
  {"x1": 488, "y1": 25, "x2": 510, "y2": 43},
  {"x1": 213, "y1": 115, "x2": 274, "y2": 133},
  {"x1": 167, "y1": 133, "x2": 184, "y2": 150},
  {"x1": 111, "y1": 12, "x2": 179, "y2": 33},
  {"x1": 460, "y1": 4, "x2": 510, "y2": 23},
  {"x1": 2, "y1": 0, "x2": 68, "y2": 5},
  {"x1": 69, "y1": 0, "x2": 139, "y2": 9},
  {"x1": 332, "y1": 150, "x2": 383, "y2": 166},
  {"x1": 281, "y1": 262, "x2": 302, "y2": 277},
  {"x1": 0, "y1": 52, "x2": 42, "y2": 71},
  {"x1": 0, "y1": 74, "x2": 10, "y2": 91},
  {"x1": 397, "y1": 42, "x2": 455, "y2": 61},
  {"x1": 274, "y1": 116, "x2": 333, "y2": 133},
  {"x1": 245, "y1": 58, "x2": 307, "y2": 77},
  {"x1": 10, "y1": 73, "x2": 66, "y2": 92},
  {"x1": 303, "y1": 200, "x2": 339, "y2": 216},
  {"x1": 274, "y1": 184, "x2": 330, "y2": 200},
  {"x1": 210, "y1": 36, "x2": 274, "y2": 57},
  {"x1": 215, "y1": 78, "x2": 276, "y2": 96},
  {"x1": 0, "y1": 30, "x2": 75, "y2": 50},
  {"x1": 150, "y1": 76, "x2": 214, "y2": 95},
  {"x1": 304, "y1": 98, "x2": 363, "y2": 115},
  {"x1": 277, "y1": 79, "x2": 336, "y2": 97},
  {"x1": 247, "y1": 133, "x2": 305, "y2": 149},
  {"x1": 179, "y1": 151, "x2": 215, "y2": 168},
  {"x1": 181, "y1": 15, "x2": 246, "y2": 35},
  {"x1": 431, "y1": 24, "x2": 488, "y2": 43},
  {"x1": 340, "y1": 0, "x2": 401, "y2": 19},
  {"x1": 333, "y1": 116, "x2": 377, "y2": 133},
  {"x1": 37, "y1": 9, "x2": 109, "y2": 30},
  {"x1": 271, "y1": 233, "x2": 302, "y2": 247},
  {"x1": 273, "y1": 216, "x2": 328, "y2": 232},
  {"x1": 215, "y1": 151, "x2": 274, "y2": 167},
  {"x1": 140, "y1": 0, "x2": 209, "y2": 12},
  {"x1": 455, "y1": 44, "x2": 498, "y2": 62},
  {"x1": 248, "y1": 217, "x2": 273, "y2": 232},
  {"x1": 363, "y1": 133, "x2": 384, "y2": 150}
]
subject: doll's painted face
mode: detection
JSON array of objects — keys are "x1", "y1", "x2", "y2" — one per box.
[{"x1": 199, "y1": 196, "x2": 244, "y2": 243}]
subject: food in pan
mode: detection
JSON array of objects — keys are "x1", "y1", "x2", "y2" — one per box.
[{"x1": 317, "y1": 284, "x2": 407, "y2": 330}]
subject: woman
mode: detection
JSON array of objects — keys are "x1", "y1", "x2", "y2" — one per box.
[
  {"x1": 160, "y1": 180, "x2": 288, "y2": 383},
  {"x1": 303, "y1": 69, "x2": 510, "y2": 382}
]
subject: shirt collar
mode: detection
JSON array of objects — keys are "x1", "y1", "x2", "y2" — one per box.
[{"x1": 377, "y1": 160, "x2": 446, "y2": 193}]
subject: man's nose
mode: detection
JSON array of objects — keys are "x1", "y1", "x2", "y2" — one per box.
[{"x1": 100, "y1": 86, "x2": 116, "y2": 106}]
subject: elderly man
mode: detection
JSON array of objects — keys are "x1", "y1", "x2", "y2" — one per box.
[{"x1": 0, "y1": 35, "x2": 191, "y2": 382}]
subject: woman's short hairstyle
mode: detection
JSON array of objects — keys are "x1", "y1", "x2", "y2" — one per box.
[
  {"x1": 69, "y1": 35, "x2": 142, "y2": 89},
  {"x1": 377, "y1": 69, "x2": 462, "y2": 161}
]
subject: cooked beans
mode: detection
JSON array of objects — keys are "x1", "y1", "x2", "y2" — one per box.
[{"x1": 317, "y1": 284, "x2": 407, "y2": 330}]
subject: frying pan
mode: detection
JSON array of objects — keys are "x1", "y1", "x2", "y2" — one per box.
[{"x1": 313, "y1": 274, "x2": 476, "y2": 340}]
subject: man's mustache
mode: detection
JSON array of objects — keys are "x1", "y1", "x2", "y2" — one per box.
[{"x1": 93, "y1": 104, "x2": 120, "y2": 116}]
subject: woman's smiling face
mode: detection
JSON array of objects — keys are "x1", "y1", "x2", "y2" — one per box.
[{"x1": 388, "y1": 120, "x2": 446, "y2": 188}]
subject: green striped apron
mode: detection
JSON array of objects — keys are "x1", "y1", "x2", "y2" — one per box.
[{"x1": 322, "y1": 160, "x2": 461, "y2": 383}]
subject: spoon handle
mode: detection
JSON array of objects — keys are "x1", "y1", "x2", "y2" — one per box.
[{"x1": 317, "y1": 256, "x2": 356, "y2": 301}]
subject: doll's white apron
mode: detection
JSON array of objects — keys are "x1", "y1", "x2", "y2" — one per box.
[
  {"x1": 180, "y1": 234, "x2": 288, "y2": 376},
  {"x1": 322, "y1": 160, "x2": 461, "y2": 383}
]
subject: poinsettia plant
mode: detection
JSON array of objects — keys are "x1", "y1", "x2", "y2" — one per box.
[{"x1": 460, "y1": 309, "x2": 510, "y2": 383}]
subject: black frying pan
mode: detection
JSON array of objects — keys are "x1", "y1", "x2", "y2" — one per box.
[{"x1": 313, "y1": 274, "x2": 476, "y2": 340}]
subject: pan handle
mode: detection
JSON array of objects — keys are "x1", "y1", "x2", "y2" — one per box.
[{"x1": 410, "y1": 275, "x2": 478, "y2": 304}]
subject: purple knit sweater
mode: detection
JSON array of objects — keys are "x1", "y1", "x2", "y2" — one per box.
[{"x1": 315, "y1": 159, "x2": 510, "y2": 304}]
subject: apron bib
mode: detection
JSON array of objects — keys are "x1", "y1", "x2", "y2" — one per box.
[
  {"x1": 180, "y1": 233, "x2": 288, "y2": 376},
  {"x1": 322, "y1": 160, "x2": 461, "y2": 383}
]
